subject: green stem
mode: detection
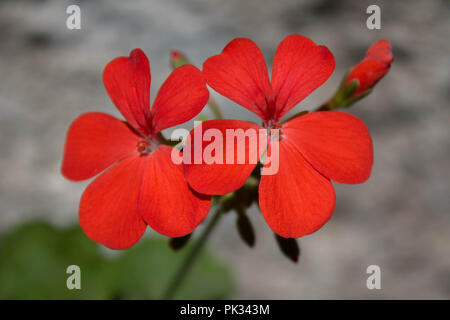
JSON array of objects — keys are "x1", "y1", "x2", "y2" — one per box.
[
  {"x1": 316, "y1": 98, "x2": 336, "y2": 111},
  {"x1": 207, "y1": 97, "x2": 224, "y2": 119},
  {"x1": 161, "y1": 207, "x2": 223, "y2": 299}
]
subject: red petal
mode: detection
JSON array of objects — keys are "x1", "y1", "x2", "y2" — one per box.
[
  {"x1": 283, "y1": 111, "x2": 373, "y2": 184},
  {"x1": 183, "y1": 120, "x2": 267, "y2": 195},
  {"x1": 271, "y1": 35, "x2": 335, "y2": 120},
  {"x1": 79, "y1": 155, "x2": 147, "y2": 250},
  {"x1": 202, "y1": 38, "x2": 272, "y2": 121},
  {"x1": 347, "y1": 40, "x2": 393, "y2": 95},
  {"x1": 103, "y1": 49, "x2": 152, "y2": 135},
  {"x1": 139, "y1": 146, "x2": 211, "y2": 237},
  {"x1": 151, "y1": 65, "x2": 209, "y2": 133},
  {"x1": 62, "y1": 112, "x2": 140, "y2": 181},
  {"x1": 259, "y1": 136, "x2": 336, "y2": 238},
  {"x1": 347, "y1": 60, "x2": 389, "y2": 95},
  {"x1": 366, "y1": 39, "x2": 393, "y2": 65}
]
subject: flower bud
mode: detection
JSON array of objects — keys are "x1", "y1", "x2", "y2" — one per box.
[
  {"x1": 346, "y1": 40, "x2": 393, "y2": 96},
  {"x1": 170, "y1": 50, "x2": 190, "y2": 69},
  {"x1": 274, "y1": 234, "x2": 300, "y2": 263},
  {"x1": 169, "y1": 233, "x2": 192, "y2": 251},
  {"x1": 318, "y1": 40, "x2": 393, "y2": 110}
]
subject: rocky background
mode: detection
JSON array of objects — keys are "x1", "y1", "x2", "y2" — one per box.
[{"x1": 0, "y1": 0, "x2": 449, "y2": 299}]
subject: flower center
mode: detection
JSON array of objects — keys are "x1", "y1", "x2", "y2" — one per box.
[
  {"x1": 265, "y1": 119, "x2": 283, "y2": 142},
  {"x1": 266, "y1": 119, "x2": 281, "y2": 130},
  {"x1": 136, "y1": 136, "x2": 160, "y2": 155}
]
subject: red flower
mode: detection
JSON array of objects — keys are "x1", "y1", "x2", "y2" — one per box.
[
  {"x1": 62, "y1": 49, "x2": 211, "y2": 249},
  {"x1": 183, "y1": 35, "x2": 373, "y2": 238},
  {"x1": 346, "y1": 40, "x2": 393, "y2": 95}
]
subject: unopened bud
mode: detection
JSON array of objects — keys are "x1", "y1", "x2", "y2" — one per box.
[{"x1": 170, "y1": 50, "x2": 190, "y2": 69}]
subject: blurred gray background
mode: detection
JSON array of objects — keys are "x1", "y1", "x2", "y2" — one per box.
[{"x1": 0, "y1": 0, "x2": 449, "y2": 299}]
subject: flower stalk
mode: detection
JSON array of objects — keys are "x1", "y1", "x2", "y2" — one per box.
[
  {"x1": 170, "y1": 50, "x2": 224, "y2": 119},
  {"x1": 162, "y1": 206, "x2": 223, "y2": 299}
]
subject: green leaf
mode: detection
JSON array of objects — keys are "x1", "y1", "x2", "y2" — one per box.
[
  {"x1": 108, "y1": 237, "x2": 234, "y2": 299},
  {"x1": 0, "y1": 221, "x2": 234, "y2": 300},
  {"x1": 0, "y1": 221, "x2": 113, "y2": 299}
]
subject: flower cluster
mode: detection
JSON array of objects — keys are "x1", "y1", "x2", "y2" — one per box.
[{"x1": 62, "y1": 35, "x2": 392, "y2": 250}]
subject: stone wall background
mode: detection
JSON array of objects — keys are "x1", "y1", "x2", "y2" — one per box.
[{"x1": 0, "y1": 0, "x2": 449, "y2": 298}]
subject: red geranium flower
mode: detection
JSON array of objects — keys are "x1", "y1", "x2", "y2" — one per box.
[
  {"x1": 346, "y1": 40, "x2": 393, "y2": 95},
  {"x1": 183, "y1": 35, "x2": 373, "y2": 238},
  {"x1": 62, "y1": 49, "x2": 211, "y2": 249}
]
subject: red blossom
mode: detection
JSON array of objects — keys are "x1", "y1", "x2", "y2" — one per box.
[
  {"x1": 62, "y1": 49, "x2": 210, "y2": 249},
  {"x1": 183, "y1": 35, "x2": 373, "y2": 238},
  {"x1": 346, "y1": 40, "x2": 393, "y2": 95}
]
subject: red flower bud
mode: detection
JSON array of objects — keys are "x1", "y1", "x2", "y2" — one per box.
[
  {"x1": 170, "y1": 50, "x2": 184, "y2": 61},
  {"x1": 346, "y1": 40, "x2": 393, "y2": 95},
  {"x1": 170, "y1": 50, "x2": 190, "y2": 69}
]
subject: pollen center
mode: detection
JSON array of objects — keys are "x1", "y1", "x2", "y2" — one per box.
[
  {"x1": 265, "y1": 120, "x2": 283, "y2": 141},
  {"x1": 136, "y1": 137, "x2": 159, "y2": 155}
]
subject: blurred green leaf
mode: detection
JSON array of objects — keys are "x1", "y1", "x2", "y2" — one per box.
[
  {"x1": 109, "y1": 236, "x2": 234, "y2": 299},
  {"x1": 0, "y1": 221, "x2": 112, "y2": 299},
  {"x1": 0, "y1": 221, "x2": 234, "y2": 300}
]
